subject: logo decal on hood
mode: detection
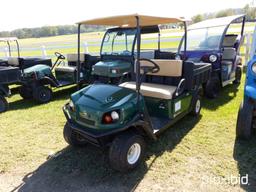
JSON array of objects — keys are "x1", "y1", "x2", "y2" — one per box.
[
  {"x1": 79, "y1": 111, "x2": 89, "y2": 118},
  {"x1": 105, "y1": 96, "x2": 113, "y2": 103}
]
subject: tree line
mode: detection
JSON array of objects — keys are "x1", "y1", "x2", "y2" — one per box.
[
  {"x1": 0, "y1": 4, "x2": 255, "y2": 39},
  {"x1": 0, "y1": 25, "x2": 106, "y2": 39},
  {"x1": 192, "y1": 4, "x2": 256, "y2": 23}
]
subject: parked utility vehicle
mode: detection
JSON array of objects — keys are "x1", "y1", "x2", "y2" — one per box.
[
  {"x1": 19, "y1": 52, "x2": 99, "y2": 103},
  {"x1": 0, "y1": 66, "x2": 20, "y2": 112},
  {"x1": 0, "y1": 37, "x2": 53, "y2": 112},
  {"x1": 63, "y1": 14, "x2": 211, "y2": 171},
  {"x1": 78, "y1": 19, "x2": 174, "y2": 84},
  {"x1": 236, "y1": 25, "x2": 256, "y2": 139},
  {"x1": 178, "y1": 15, "x2": 245, "y2": 98}
]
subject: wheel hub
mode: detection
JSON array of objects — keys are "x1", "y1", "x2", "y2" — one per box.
[
  {"x1": 127, "y1": 143, "x2": 141, "y2": 165},
  {"x1": 195, "y1": 99, "x2": 201, "y2": 114}
]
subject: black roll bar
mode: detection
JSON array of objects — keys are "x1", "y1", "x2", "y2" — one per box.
[
  {"x1": 77, "y1": 24, "x2": 81, "y2": 88},
  {"x1": 135, "y1": 16, "x2": 141, "y2": 97},
  {"x1": 183, "y1": 21, "x2": 187, "y2": 59}
]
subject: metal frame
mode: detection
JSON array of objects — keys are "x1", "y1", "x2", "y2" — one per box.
[
  {"x1": 219, "y1": 15, "x2": 246, "y2": 51},
  {"x1": 219, "y1": 15, "x2": 246, "y2": 84},
  {"x1": 76, "y1": 16, "x2": 187, "y2": 92},
  {"x1": 0, "y1": 38, "x2": 21, "y2": 58}
]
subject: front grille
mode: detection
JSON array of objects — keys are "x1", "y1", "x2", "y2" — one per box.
[
  {"x1": 94, "y1": 67, "x2": 109, "y2": 76},
  {"x1": 78, "y1": 117, "x2": 95, "y2": 126}
]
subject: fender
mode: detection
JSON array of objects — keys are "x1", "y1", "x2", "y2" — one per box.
[
  {"x1": 245, "y1": 85, "x2": 256, "y2": 100},
  {"x1": 38, "y1": 76, "x2": 59, "y2": 87}
]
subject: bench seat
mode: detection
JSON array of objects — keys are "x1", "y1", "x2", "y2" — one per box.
[{"x1": 119, "y1": 81, "x2": 177, "y2": 99}]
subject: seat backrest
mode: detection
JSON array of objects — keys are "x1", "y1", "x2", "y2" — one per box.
[
  {"x1": 222, "y1": 48, "x2": 236, "y2": 60},
  {"x1": 222, "y1": 35, "x2": 238, "y2": 47},
  {"x1": 135, "y1": 51, "x2": 155, "y2": 59},
  {"x1": 138, "y1": 59, "x2": 183, "y2": 77},
  {"x1": 8, "y1": 57, "x2": 20, "y2": 67},
  {"x1": 66, "y1": 54, "x2": 85, "y2": 66}
]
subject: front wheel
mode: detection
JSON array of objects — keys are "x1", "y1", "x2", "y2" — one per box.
[
  {"x1": 236, "y1": 98, "x2": 254, "y2": 139},
  {"x1": 63, "y1": 122, "x2": 87, "y2": 147},
  {"x1": 33, "y1": 86, "x2": 52, "y2": 103},
  {"x1": 109, "y1": 132, "x2": 145, "y2": 172},
  {"x1": 0, "y1": 95, "x2": 8, "y2": 113}
]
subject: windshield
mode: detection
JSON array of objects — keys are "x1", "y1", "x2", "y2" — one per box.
[
  {"x1": 101, "y1": 29, "x2": 137, "y2": 56},
  {"x1": 185, "y1": 26, "x2": 226, "y2": 51}
]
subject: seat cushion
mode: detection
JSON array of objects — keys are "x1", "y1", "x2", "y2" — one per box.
[
  {"x1": 119, "y1": 81, "x2": 177, "y2": 99},
  {"x1": 55, "y1": 66, "x2": 76, "y2": 73}
]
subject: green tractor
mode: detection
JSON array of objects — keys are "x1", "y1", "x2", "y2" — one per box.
[{"x1": 62, "y1": 14, "x2": 211, "y2": 172}]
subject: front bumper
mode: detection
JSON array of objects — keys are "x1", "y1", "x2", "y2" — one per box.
[
  {"x1": 63, "y1": 104, "x2": 135, "y2": 147},
  {"x1": 245, "y1": 85, "x2": 256, "y2": 100}
]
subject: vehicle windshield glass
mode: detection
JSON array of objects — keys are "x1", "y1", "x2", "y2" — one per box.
[
  {"x1": 101, "y1": 29, "x2": 137, "y2": 56},
  {"x1": 186, "y1": 26, "x2": 226, "y2": 51}
]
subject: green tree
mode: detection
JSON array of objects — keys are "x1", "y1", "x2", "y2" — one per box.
[{"x1": 192, "y1": 14, "x2": 203, "y2": 23}]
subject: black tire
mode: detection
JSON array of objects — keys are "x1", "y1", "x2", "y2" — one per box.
[
  {"x1": 204, "y1": 77, "x2": 220, "y2": 98},
  {"x1": 233, "y1": 66, "x2": 242, "y2": 85},
  {"x1": 0, "y1": 95, "x2": 8, "y2": 113},
  {"x1": 109, "y1": 132, "x2": 145, "y2": 172},
  {"x1": 63, "y1": 122, "x2": 87, "y2": 147},
  {"x1": 236, "y1": 99, "x2": 254, "y2": 139},
  {"x1": 19, "y1": 86, "x2": 33, "y2": 99},
  {"x1": 33, "y1": 86, "x2": 52, "y2": 103},
  {"x1": 190, "y1": 94, "x2": 201, "y2": 116}
]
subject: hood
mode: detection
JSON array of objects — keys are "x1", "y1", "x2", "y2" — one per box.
[
  {"x1": 24, "y1": 64, "x2": 52, "y2": 78},
  {"x1": 72, "y1": 84, "x2": 137, "y2": 111},
  {"x1": 92, "y1": 60, "x2": 132, "y2": 77},
  {"x1": 69, "y1": 84, "x2": 138, "y2": 129}
]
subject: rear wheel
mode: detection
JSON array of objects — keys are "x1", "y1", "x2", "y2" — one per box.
[
  {"x1": 109, "y1": 132, "x2": 145, "y2": 172},
  {"x1": 236, "y1": 98, "x2": 254, "y2": 139},
  {"x1": 63, "y1": 122, "x2": 87, "y2": 147},
  {"x1": 33, "y1": 86, "x2": 52, "y2": 103},
  {"x1": 190, "y1": 95, "x2": 201, "y2": 116},
  {"x1": 0, "y1": 95, "x2": 8, "y2": 113},
  {"x1": 233, "y1": 66, "x2": 242, "y2": 84},
  {"x1": 204, "y1": 77, "x2": 220, "y2": 98},
  {"x1": 19, "y1": 86, "x2": 33, "y2": 99}
]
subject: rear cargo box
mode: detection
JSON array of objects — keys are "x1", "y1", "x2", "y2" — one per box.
[{"x1": 0, "y1": 66, "x2": 21, "y2": 84}]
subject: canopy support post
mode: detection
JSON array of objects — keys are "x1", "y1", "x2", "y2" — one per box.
[{"x1": 77, "y1": 24, "x2": 81, "y2": 89}]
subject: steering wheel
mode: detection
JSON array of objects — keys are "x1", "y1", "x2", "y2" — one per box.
[
  {"x1": 55, "y1": 52, "x2": 65, "y2": 60},
  {"x1": 138, "y1": 58, "x2": 160, "y2": 74}
]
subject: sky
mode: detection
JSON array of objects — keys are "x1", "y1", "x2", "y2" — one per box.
[{"x1": 0, "y1": 0, "x2": 253, "y2": 31}]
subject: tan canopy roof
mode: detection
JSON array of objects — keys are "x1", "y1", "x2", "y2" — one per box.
[{"x1": 77, "y1": 14, "x2": 186, "y2": 27}]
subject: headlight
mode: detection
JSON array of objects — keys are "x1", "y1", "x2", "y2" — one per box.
[
  {"x1": 102, "y1": 110, "x2": 120, "y2": 124},
  {"x1": 111, "y1": 111, "x2": 119, "y2": 120},
  {"x1": 252, "y1": 63, "x2": 256, "y2": 74},
  {"x1": 111, "y1": 69, "x2": 117, "y2": 74},
  {"x1": 69, "y1": 100, "x2": 75, "y2": 111},
  {"x1": 209, "y1": 55, "x2": 217, "y2": 63}
]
